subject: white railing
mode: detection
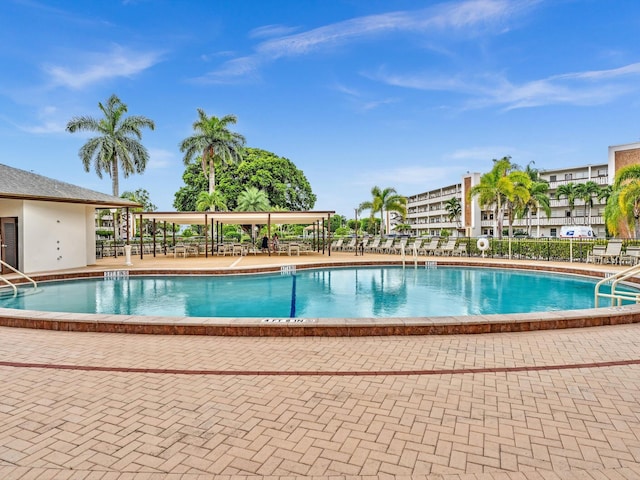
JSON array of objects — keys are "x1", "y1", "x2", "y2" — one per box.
[
  {"x1": 594, "y1": 263, "x2": 640, "y2": 307},
  {"x1": 0, "y1": 259, "x2": 37, "y2": 296}
]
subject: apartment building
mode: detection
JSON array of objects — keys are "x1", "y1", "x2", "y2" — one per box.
[{"x1": 405, "y1": 142, "x2": 640, "y2": 238}]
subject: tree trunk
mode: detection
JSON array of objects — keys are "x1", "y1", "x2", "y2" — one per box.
[
  {"x1": 111, "y1": 156, "x2": 119, "y2": 197},
  {"x1": 208, "y1": 158, "x2": 215, "y2": 194}
]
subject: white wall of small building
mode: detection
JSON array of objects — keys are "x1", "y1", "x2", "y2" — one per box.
[{"x1": 21, "y1": 201, "x2": 96, "y2": 273}]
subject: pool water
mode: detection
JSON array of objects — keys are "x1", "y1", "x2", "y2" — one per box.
[{"x1": 0, "y1": 267, "x2": 632, "y2": 318}]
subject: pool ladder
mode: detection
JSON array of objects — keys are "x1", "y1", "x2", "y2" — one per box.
[
  {"x1": 0, "y1": 259, "x2": 37, "y2": 296},
  {"x1": 594, "y1": 262, "x2": 640, "y2": 307}
]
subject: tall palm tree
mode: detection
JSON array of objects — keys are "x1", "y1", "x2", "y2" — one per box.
[
  {"x1": 444, "y1": 197, "x2": 462, "y2": 229},
  {"x1": 196, "y1": 190, "x2": 227, "y2": 212},
  {"x1": 518, "y1": 181, "x2": 551, "y2": 236},
  {"x1": 66, "y1": 94, "x2": 155, "y2": 197},
  {"x1": 605, "y1": 165, "x2": 640, "y2": 238},
  {"x1": 575, "y1": 181, "x2": 600, "y2": 225},
  {"x1": 179, "y1": 109, "x2": 246, "y2": 194},
  {"x1": 358, "y1": 186, "x2": 407, "y2": 236},
  {"x1": 555, "y1": 182, "x2": 579, "y2": 225},
  {"x1": 517, "y1": 162, "x2": 551, "y2": 236},
  {"x1": 503, "y1": 170, "x2": 531, "y2": 238},
  {"x1": 597, "y1": 184, "x2": 613, "y2": 204},
  {"x1": 469, "y1": 157, "x2": 530, "y2": 239},
  {"x1": 236, "y1": 186, "x2": 270, "y2": 212}
]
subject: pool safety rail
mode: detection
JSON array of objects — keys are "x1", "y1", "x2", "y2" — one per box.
[
  {"x1": 594, "y1": 263, "x2": 640, "y2": 307},
  {"x1": 0, "y1": 259, "x2": 37, "y2": 296}
]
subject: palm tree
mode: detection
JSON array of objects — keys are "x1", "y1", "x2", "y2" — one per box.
[
  {"x1": 503, "y1": 170, "x2": 531, "y2": 238},
  {"x1": 196, "y1": 190, "x2": 227, "y2": 212},
  {"x1": 358, "y1": 186, "x2": 407, "y2": 236},
  {"x1": 469, "y1": 157, "x2": 530, "y2": 239},
  {"x1": 66, "y1": 94, "x2": 155, "y2": 197},
  {"x1": 236, "y1": 186, "x2": 270, "y2": 212},
  {"x1": 516, "y1": 181, "x2": 550, "y2": 237},
  {"x1": 575, "y1": 181, "x2": 600, "y2": 225},
  {"x1": 555, "y1": 182, "x2": 579, "y2": 225},
  {"x1": 605, "y1": 165, "x2": 640, "y2": 238},
  {"x1": 179, "y1": 109, "x2": 246, "y2": 194},
  {"x1": 598, "y1": 184, "x2": 613, "y2": 204},
  {"x1": 444, "y1": 197, "x2": 462, "y2": 229},
  {"x1": 517, "y1": 162, "x2": 551, "y2": 237}
]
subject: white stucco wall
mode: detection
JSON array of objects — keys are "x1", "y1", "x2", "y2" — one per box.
[{"x1": 22, "y1": 201, "x2": 91, "y2": 273}]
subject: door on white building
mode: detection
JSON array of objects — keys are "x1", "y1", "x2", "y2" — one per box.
[{"x1": 0, "y1": 217, "x2": 18, "y2": 273}]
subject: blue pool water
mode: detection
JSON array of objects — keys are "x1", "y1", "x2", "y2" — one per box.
[{"x1": 0, "y1": 267, "x2": 630, "y2": 318}]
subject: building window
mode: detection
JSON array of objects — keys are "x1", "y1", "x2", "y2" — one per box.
[
  {"x1": 565, "y1": 173, "x2": 573, "y2": 181},
  {"x1": 566, "y1": 211, "x2": 571, "y2": 218},
  {"x1": 550, "y1": 228, "x2": 557, "y2": 237},
  {"x1": 550, "y1": 175, "x2": 556, "y2": 182}
]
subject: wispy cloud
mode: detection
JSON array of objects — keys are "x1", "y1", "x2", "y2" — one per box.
[
  {"x1": 147, "y1": 148, "x2": 175, "y2": 169},
  {"x1": 333, "y1": 83, "x2": 399, "y2": 111},
  {"x1": 43, "y1": 45, "x2": 163, "y2": 89},
  {"x1": 374, "y1": 62, "x2": 640, "y2": 110},
  {"x1": 9, "y1": 105, "x2": 66, "y2": 134},
  {"x1": 248, "y1": 24, "x2": 300, "y2": 40},
  {"x1": 197, "y1": 0, "x2": 539, "y2": 83},
  {"x1": 356, "y1": 166, "x2": 458, "y2": 187},
  {"x1": 446, "y1": 146, "x2": 517, "y2": 161}
]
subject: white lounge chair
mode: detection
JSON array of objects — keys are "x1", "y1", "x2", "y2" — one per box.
[
  {"x1": 436, "y1": 239, "x2": 457, "y2": 256},
  {"x1": 418, "y1": 237, "x2": 440, "y2": 255},
  {"x1": 600, "y1": 240, "x2": 623, "y2": 264}
]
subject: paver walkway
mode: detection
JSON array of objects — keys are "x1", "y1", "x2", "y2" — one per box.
[{"x1": 1, "y1": 323, "x2": 640, "y2": 479}]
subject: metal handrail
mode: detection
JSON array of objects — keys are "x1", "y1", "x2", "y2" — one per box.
[
  {"x1": 0, "y1": 259, "x2": 37, "y2": 293},
  {"x1": 594, "y1": 262, "x2": 640, "y2": 307},
  {"x1": 0, "y1": 275, "x2": 17, "y2": 295}
]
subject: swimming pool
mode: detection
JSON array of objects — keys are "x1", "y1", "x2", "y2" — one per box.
[{"x1": 0, "y1": 266, "x2": 631, "y2": 318}]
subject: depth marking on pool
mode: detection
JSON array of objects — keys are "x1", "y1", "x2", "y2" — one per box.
[
  {"x1": 262, "y1": 318, "x2": 312, "y2": 323},
  {"x1": 1, "y1": 359, "x2": 640, "y2": 376}
]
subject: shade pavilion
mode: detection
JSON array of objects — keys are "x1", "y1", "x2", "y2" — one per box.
[{"x1": 134, "y1": 210, "x2": 335, "y2": 257}]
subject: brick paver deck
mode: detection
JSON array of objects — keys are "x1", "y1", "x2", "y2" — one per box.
[
  {"x1": 2, "y1": 323, "x2": 640, "y2": 479},
  {"x1": 1, "y1": 252, "x2": 640, "y2": 478}
]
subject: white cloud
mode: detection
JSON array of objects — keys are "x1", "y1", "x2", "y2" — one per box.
[
  {"x1": 43, "y1": 45, "x2": 163, "y2": 89},
  {"x1": 12, "y1": 105, "x2": 66, "y2": 134},
  {"x1": 198, "y1": 0, "x2": 538, "y2": 82},
  {"x1": 373, "y1": 62, "x2": 640, "y2": 110},
  {"x1": 248, "y1": 24, "x2": 300, "y2": 39},
  {"x1": 447, "y1": 146, "x2": 516, "y2": 161},
  {"x1": 147, "y1": 148, "x2": 175, "y2": 169},
  {"x1": 356, "y1": 166, "x2": 458, "y2": 187}
]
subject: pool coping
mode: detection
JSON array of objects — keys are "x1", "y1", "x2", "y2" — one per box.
[{"x1": 2, "y1": 260, "x2": 640, "y2": 336}]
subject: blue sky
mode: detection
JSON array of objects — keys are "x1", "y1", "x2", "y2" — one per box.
[{"x1": 1, "y1": 0, "x2": 640, "y2": 218}]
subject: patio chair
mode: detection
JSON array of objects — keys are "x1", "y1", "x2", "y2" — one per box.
[
  {"x1": 586, "y1": 245, "x2": 606, "y2": 264},
  {"x1": 342, "y1": 238, "x2": 357, "y2": 252},
  {"x1": 364, "y1": 237, "x2": 381, "y2": 253},
  {"x1": 376, "y1": 238, "x2": 394, "y2": 253},
  {"x1": 620, "y1": 246, "x2": 640, "y2": 266},
  {"x1": 331, "y1": 238, "x2": 344, "y2": 251},
  {"x1": 402, "y1": 240, "x2": 418, "y2": 256},
  {"x1": 600, "y1": 240, "x2": 623, "y2": 264},
  {"x1": 389, "y1": 237, "x2": 408, "y2": 254},
  {"x1": 452, "y1": 242, "x2": 467, "y2": 257},
  {"x1": 435, "y1": 238, "x2": 457, "y2": 256},
  {"x1": 418, "y1": 237, "x2": 440, "y2": 256}
]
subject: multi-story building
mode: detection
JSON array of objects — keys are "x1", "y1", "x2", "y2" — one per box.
[{"x1": 405, "y1": 142, "x2": 640, "y2": 238}]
